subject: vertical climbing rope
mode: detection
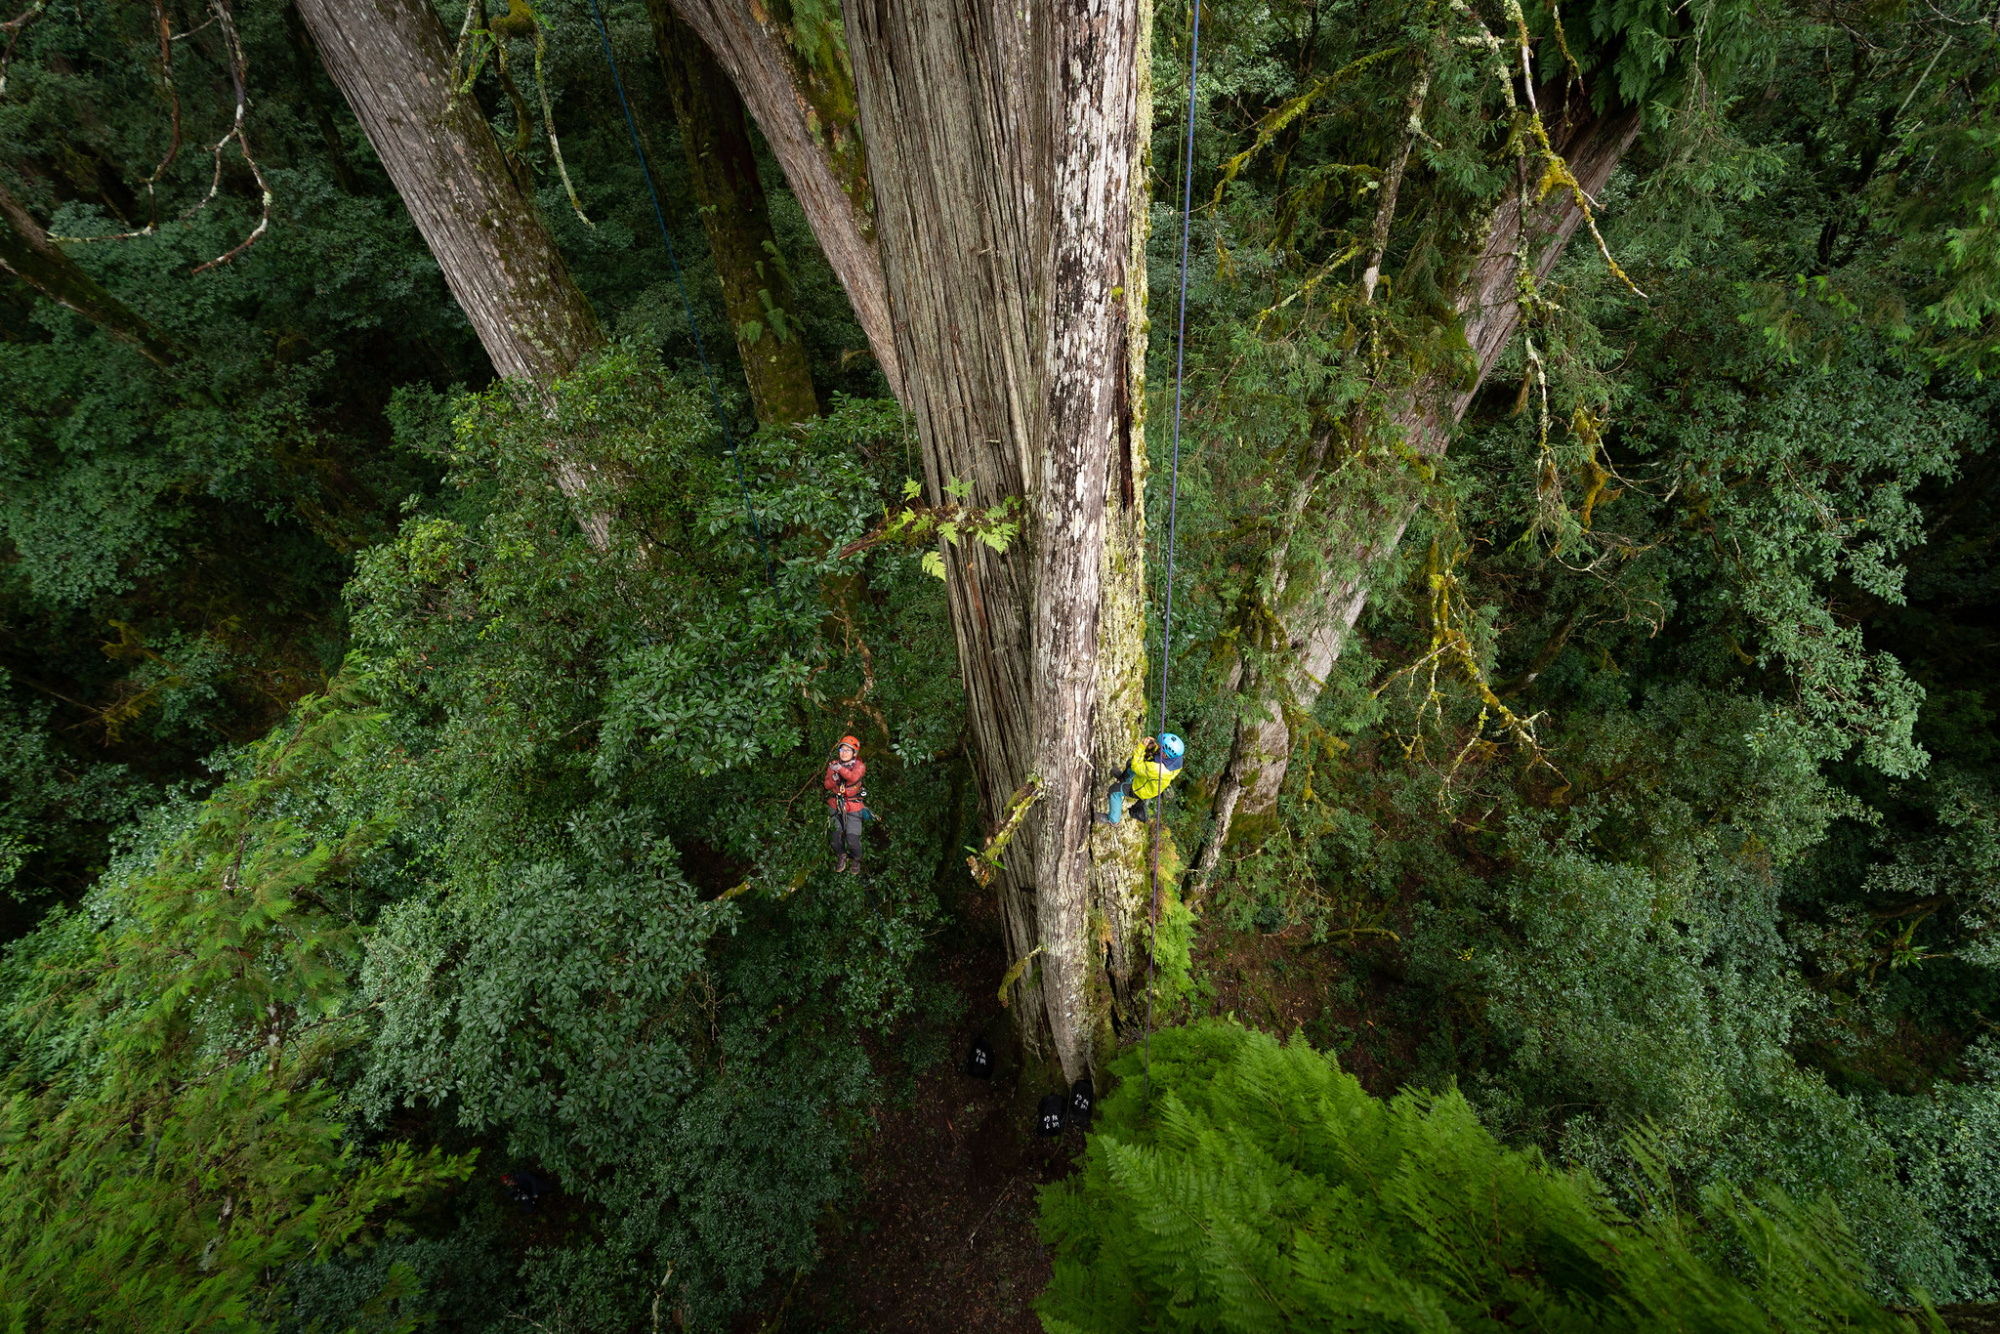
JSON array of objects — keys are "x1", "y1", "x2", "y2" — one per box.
[
  {"x1": 1143, "y1": 0, "x2": 1201, "y2": 1116},
  {"x1": 582, "y1": 0, "x2": 775, "y2": 590}
]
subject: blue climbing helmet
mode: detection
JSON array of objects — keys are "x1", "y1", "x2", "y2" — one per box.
[{"x1": 1158, "y1": 732, "x2": 1185, "y2": 764}]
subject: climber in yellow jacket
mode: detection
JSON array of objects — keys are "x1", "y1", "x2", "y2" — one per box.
[{"x1": 1097, "y1": 732, "x2": 1185, "y2": 824}]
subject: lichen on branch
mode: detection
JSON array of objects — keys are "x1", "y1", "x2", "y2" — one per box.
[{"x1": 967, "y1": 775, "x2": 1043, "y2": 889}]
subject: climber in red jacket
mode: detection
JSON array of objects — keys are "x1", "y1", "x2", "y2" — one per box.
[{"x1": 825, "y1": 735, "x2": 866, "y2": 875}]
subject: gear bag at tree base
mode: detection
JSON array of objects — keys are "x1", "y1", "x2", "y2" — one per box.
[
  {"x1": 964, "y1": 1036, "x2": 994, "y2": 1078},
  {"x1": 1037, "y1": 1092, "x2": 1067, "y2": 1136},
  {"x1": 1069, "y1": 1077, "x2": 1094, "y2": 1122}
]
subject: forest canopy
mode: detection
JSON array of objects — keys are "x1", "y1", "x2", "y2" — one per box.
[{"x1": 2, "y1": 0, "x2": 1998, "y2": 1328}]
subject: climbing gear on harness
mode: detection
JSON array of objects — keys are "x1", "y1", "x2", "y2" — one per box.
[
  {"x1": 824, "y1": 737, "x2": 868, "y2": 873},
  {"x1": 1102, "y1": 734, "x2": 1187, "y2": 824},
  {"x1": 825, "y1": 757, "x2": 866, "y2": 812}
]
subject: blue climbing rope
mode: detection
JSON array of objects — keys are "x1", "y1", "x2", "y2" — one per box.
[
  {"x1": 1143, "y1": 0, "x2": 1201, "y2": 1115},
  {"x1": 582, "y1": 0, "x2": 775, "y2": 590}
]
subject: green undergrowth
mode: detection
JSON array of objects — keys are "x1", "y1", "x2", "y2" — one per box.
[
  {"x1": 1040, "y1": 1021, "x2": 1940, "y2": 1333},
  {"x1": 1, "y1": 347, "x2": 973, "y2": 1331}
]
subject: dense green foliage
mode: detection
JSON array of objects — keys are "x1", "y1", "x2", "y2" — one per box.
[
  {"x1": 1141, "y1": 0, "x2": 2000, "y2": 1311},
  {"x1": 4, "y1": 0, "x2": 2000, "y2": 1325},
  {"x1": 4, "y1": 350, "x2": 967, "y2": 1328},
  {"x1": 0, "y1": 0, "x2": 883, "y2": 930},
  {"x1": 0, "y1": 687, "x2": 471, "y2": 1329},
  {"x1": 1040, "y1": 1021, "x2": 1930, "y2": 1333}
]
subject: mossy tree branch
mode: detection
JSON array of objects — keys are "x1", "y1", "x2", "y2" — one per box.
[
  {"x1": 651, "y1": 6, "x2": 819, "y2": 425},
  {"x1": 660, "y1": 0, "x2": 901, "y2": 399},
  {"x1": 0, "y1": 178, "x2": 180, "y2": 366}
]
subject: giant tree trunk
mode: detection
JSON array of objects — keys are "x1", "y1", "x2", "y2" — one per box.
[
  {"x1": 294, "y1": 0, "x2": 607, "y2": 535},
  {"x1": 292, "y1": 0, "x2": 601, "y2": 389},
  {"x1": 650, "y1": 6, "x2": 820, "y2": 425},
  {"x1": 674, "y1": 0, "x2": 1153, "y2": 1086},
  {"x1": 845, "y1": 0, "x2": 1155, "y2": 1086},
  {"x1": 0, "y1": 179, "x2": 180, "y2": 367},
  {"x1": 1196, "y1": 94, "x2": 1641, "y2": 882}
]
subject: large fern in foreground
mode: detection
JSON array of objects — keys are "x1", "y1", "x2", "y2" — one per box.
[{"x1": 1038, "y1": 1020, "x2": 1937, "y2": 1333}]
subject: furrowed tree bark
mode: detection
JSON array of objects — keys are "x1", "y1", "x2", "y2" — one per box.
[
  {"x1": 1195, "y1": 93, "x2": 1641, "y2": 885},
  {"x1": 293, "y1": 0, "x2": 607, "y2": 536},
  {"x1": 657, "y1": 0, "x2": 903, "y2": 400},
  {"x1": 676, "y1": 0, "x2": 1153, "y2": 1087},
  {"x1": 847, "y1": 0, "x2": 1153, "y2": 1088},
  {"x1": 0, "y1": 179, "x2": 179, "y2": 366},
  {"x1": 651, "y1": 7, "x2": 819, "y2": 425},
  {"x1": 1041, "y1": 0, "x2": 1153, "y2": 1085}
]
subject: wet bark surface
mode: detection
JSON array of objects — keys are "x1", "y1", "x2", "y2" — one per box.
[
  {"x1": 295, "y1": 0, "x2": 613, "y2": 543},
  {"x1": 842, "y1": 0, "x2": 1152, "y2": 1086},
  {"x1": 662, "y1": 0, "x2": 1160, "y2": 1085},
  {"x1": 663, "y1": 0, "x2": 903, "y2": 399},
  {"x1": 651, "y1": 7, "x2": 820, "y2": 424}
]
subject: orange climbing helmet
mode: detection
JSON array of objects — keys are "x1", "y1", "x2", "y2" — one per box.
[{"x1": 838, "y1": 735, "x2": 861, "y2": 754}]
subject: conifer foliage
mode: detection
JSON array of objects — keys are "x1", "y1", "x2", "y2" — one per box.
[{"x1": 1039, "y1": 1021, "x2": 1936, "y2": 1333}]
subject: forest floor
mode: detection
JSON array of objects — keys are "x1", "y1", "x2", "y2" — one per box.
[
  {"x1": 1191, "y1": 914, "x2": 1419, "y2": 1096},
  {"x1": 757, "y1": 884, "x2": 1067, "y2": 1334},
  {"x1": 749, "y1": 889, "x2": 1415, "y2": 1332}
]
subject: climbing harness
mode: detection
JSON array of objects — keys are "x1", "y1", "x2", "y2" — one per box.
[
  {"x1": 824, "y1": 738, "x2": 870, "y2": 817},
  {"x1": 1143, "y1": 0, "x2": 1201, "y2": 1118},
  {"x1": 582, "y1": 0, "x2": 774, "y2": 591}
]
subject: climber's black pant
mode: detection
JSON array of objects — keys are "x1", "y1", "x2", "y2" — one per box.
[
  {"x1": 828, "y1": 809, "x2": 864, "y2": 865},
  {"x1": 1107, "y1": 771, "x2": 1149, "y2": 823}
]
